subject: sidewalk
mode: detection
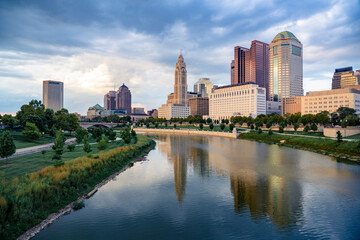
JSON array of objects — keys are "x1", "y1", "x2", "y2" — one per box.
[{"x1": 0, "y1": 138, "x2": 76, "y2": 160}]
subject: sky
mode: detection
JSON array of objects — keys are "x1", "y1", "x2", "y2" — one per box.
[{"x1": 0, "y1": 0, "x2": 359, "y2": 115}]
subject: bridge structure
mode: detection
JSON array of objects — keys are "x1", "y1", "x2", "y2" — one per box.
[{"x1": 79, "y1": 122, "x2": 118, "y2": 129}]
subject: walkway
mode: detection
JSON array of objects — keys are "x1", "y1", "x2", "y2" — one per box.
[{"x1": 0, "y1": 138, "x2": 76, "y2": 160}]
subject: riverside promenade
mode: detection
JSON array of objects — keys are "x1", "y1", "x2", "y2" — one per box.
[{"x1": 134, "y1": 128, "x2": 240, "y2": 139}]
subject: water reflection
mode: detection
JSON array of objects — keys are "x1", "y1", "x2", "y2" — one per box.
[{"x1": 154, "y1": 133, "x2": 304, "y2": 230}]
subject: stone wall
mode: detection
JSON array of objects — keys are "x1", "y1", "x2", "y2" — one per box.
[
  {"x1": 323, "y1": 127, "x2": 360, "y2": 138},
  {"x1": 134, "y1": 128, "x2": 239, "y2": 139}
]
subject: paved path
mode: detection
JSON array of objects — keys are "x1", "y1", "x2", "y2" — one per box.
[{"x1": 0, "y1": 138, "x2": 76, "y2": 160}]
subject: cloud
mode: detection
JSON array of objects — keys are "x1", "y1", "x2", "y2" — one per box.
[{"x1": 0, "y1": 0, "x2": 359, "y2": 115}]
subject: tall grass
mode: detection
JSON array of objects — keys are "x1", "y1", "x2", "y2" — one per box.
[{"x1": 0, "y1": 135, "x2": 155, "y2": 240}]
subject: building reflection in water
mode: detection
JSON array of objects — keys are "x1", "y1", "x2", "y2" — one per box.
[{"x1": 153, "y1": 133, "x2": 304, "y2": 230}]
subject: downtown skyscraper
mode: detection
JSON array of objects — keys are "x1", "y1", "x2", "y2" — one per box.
[
  {"x1": 231, "y1": 41, "x2": 269, "y2": 99},
  {"x1": 269, "y1": 31, "x2": 303, "y2": 102},
  {"x1": 43, "y1": 80, "x2": 64, "y2": 112}
]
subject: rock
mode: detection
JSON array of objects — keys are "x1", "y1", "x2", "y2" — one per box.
[{"x1": 280, "y1": 140, "x2": 286, "y2": 143}]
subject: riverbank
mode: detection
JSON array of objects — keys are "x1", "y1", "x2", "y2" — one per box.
[
  {"x1": 238, "y1": 132, "x2": 360, "y2": 162},
  {"x1": 0, "y1": 135, "x2": 156, "y2": 240},
  {"x1": 134, "y1": 128, "x2": 239, "y2": 138}
]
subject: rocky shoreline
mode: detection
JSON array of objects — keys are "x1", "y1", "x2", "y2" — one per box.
[{"x1": 17, "y1": 152, "x2": 151, "y2": 240}]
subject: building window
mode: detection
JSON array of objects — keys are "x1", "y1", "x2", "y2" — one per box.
[{"x1": 273, "y1": 46, "x2": 278, "y2": 55}]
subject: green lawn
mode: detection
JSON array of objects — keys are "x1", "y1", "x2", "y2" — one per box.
[
  {"x1": 0, "y1": 136, "x2": 124, "y2": 180},
  {"x1": 344, "y1": 133, "x2": 360, "y2": 140},
  {"x1": 0, "y1": 130, "x2": 56, "y2": 149},
  {"x1": 137, "y1": 124, "x2": 244, "y2": 132},
  {"x1": 238, "y1": 131, "x2": 360, "y2": 158}
]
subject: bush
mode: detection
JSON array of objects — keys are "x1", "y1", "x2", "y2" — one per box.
[
  {"x1": 336, "y1": 131, "x2": 342, "y2": 142},
  {"x1": 209, "y1": 123, "x2": 214, "y2": 130},
  {"x1": 73, "y1": 201, "x2": 85, "y2": 210},
  {"x1": 258, "y1": 128, "x2": 262, "y2": 134},
  {"x1": 173, "y1": 124, "x2": 177, "y2": 129},
  {"x1": 311, "y1": 123, "x2": 318, "y2": 132},
  {"x1": 220, "y1": 123, "x2": 225, "y2": 130},
  {"x1": 22, "y1": 122, "x2": 41, "y2": 140},
  {"x1": 229, "y1": 123, "x2": 234, "y2": 132},
  {"x1": 83, "y1": 135, "x2": 92, "y2": 153},
  {"x1": 97, "y1": 138, "x2": 108, "y2": 150},
  {"x1": 199, "y1": 123, "x2": 203, "y2": 130},
  {"x1": 268, "y1": 129, "x2": 273, "y2": 135},
  {"x1": 279, "y1": 126, "x2": 284, "y2": 133},
  {"x1": 67, "y1": 144, "x2": 76, "y2": 152},
  {"x1": 250, "y1": 124, "x2": 254, "y2": 130},
  {"x1": 303, "y1": 125, "x2": 310, "y2": 132}
]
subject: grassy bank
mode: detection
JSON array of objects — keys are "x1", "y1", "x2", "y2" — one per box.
[
  {"x1": 238, "y1": 132, "x2": 360, "y2": 159},
  {"x1": 136, "y1": 125, "x2": 248, "y2": 132},
  {"x1": 0, "y1": 130, "x2": 56, "y2": 149},
  {"x1": 0, "y1": 135, "x2": 155, "y2": 240},
  {"x1": 0, "y1": 138, "x2": 123, "y2": 180}
]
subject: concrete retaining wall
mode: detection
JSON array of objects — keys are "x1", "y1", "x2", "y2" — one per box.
[
  {"x1": 134, "y1": 128, "x2": 239, "y2": 139},
  {"x1": 323, "y1": 127, "x2": 360, "y2": 138}
]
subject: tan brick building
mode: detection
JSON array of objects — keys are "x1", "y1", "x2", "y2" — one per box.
[
  {"x1": 189, "y1": 97, "x2": 209, "y2": 116},
  {"x1": 282, "y1": 96, "x2": 302, "y2": 115}
]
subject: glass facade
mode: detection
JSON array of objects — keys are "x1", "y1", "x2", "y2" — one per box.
[
  {"x1": 273, "y1": 57, "x2": 278, "y2": 101},
  {"x1": 291, "y1": 45, "x2": 301, "y2": 56}
]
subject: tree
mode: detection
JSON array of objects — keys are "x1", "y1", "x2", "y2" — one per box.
[
  {"x1": 209, "y1": 123, "x2": 214, "y2": 130},
  {"x1": 337, "y1": 107, "x2": 356, "y2": 120},
  {"x1": 279, "y1": 126, "x2": 284, "y2": 133},
  {"x1": 0, "y1": 131, "x2": 16, "y2": 164},
  {"x1": 268, "y1": 129, "x2": 273, "y2": 135},
  {"x1": 336, "y1": 131, "x2": 342, "y2": 142},
  {"x1": 303, "y1": 125, "x2": 310, "y2": 132},
  {"x1": 54, "y1": 109, "x2": 80, "y2": 132},
  {"x1": 343, "y1": 115, "x2": 360, "y2": 126},
  {"x1": 229, "y1": 123, "x2": 234, "y2": 132},
  {"x1": 206, "y1": 118, "x2": 212, "y2": 124},
  {"x1": 121, "y1": 127, "x2": 131, "y2": 144},
  {"x1": 91, "y1": 127, "x2": 102, "y2": 140},
  {"x1": 1, "y1": 114, "x2": 17, "y2": 129},
  {"x1": 83, "y1": 135, "x2": 92, "y2": 153},
  {"x1": 293, "y1": 122, "x2": 300, "y2": 132},
  {"x1": 97, "y1": 138, "x2": 108, "y2": 150},
  {"x1": 258, "y1": 128, "x2": 262, "y2": 134},
  {"x1": 310, "y1": 123, "x2": 318, "y2": 132},
  {"x1": 16, "y1": 100, "x2": 45, "y2": 127},
  {"x1": 52, "y1": 130, "x2": 65, "y2": 158},
  {"x1": 108, "y1": 129, "x2": 117, "y2": 141},
  {"x1": 146, "y1": 122, "x2": 150, "y2": 128},
  {"x1": 224, "y1": 119, "x2": 229, "y2": 125},
  {"x1": 75, "y1": 128, "x2": 87, "y2": 144},
  {"x1": 220, "y1": 123, "x2": 225, "y2": 130},
  {"x1": 266, "y1": 121, "x2": 273, "y2": 129},
  {"x1": 199, "y1": 123, "x2": 203, "y2": 130},
  {"x1": 173, "y1": 124, "x2": 177, "y2": 129},
  {"x1": 22, "y1": 122, "x2": 41, "y2": 140},
  {"x1": 155, "y1": 123, "x2": 159, "y2": 128},
  {"x1": 250, "y1": 124, "x2": 254, "y2": 130},
  {"x1": 67, "y1": 144, "x2": 75, "y2": 152}
]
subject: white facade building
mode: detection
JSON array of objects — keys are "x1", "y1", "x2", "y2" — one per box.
[
  {"x1": 209, "y1": 83, "x2": 266, "y2": 121},
  {"x1": 158, "y1": 104, "x2": 190, "y2": 120}
]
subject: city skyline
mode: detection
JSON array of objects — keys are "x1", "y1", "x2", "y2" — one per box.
[{"x1": 1, "y1": 0, "x2": 359, "y2": 115}]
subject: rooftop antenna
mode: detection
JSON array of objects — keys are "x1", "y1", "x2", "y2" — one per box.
[{"x1": 180, "y1": 49, "x2": 183, "y2": 55}]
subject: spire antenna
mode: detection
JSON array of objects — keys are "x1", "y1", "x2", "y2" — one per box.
[{"x1": 180, "y1": 49, "x2": 183, "y2": 55}]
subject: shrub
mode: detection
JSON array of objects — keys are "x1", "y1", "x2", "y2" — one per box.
[
  {"x1": 303, "y1": 125, "x2": 310, "y2": 132},
  {"x1": 83, "y1": 135, "x2": 92, "y2": 153},
  {"x1": 311, "y1": 123, "x2": 318, "y2": 132},
  {"x1": 73, "y1": 201, "x2": 85, "y2": 210},
  {"x1": 336, "y1": 131, "x2": 342, "y2": 142},
  {"x1": 250, "y1": 124, "x2": 254, "y2": 130},
  {"x1": 279, "y1": 126, "x2": 284, "y2": 133},
  {"x1": 199, "y1": 123, "x2": 203, "y2": 130},
  {"x1": 268, "y1": 129, "x2": 273, "y2": 135},
  {"x1": 229, "y1": 123, "x2": 234, "y2": 132},
  {"x1": 258, "y1": 128, "x2": 262, "y2": 134},
  {"x1": 173, "y1": 124, "x2": 177, "y2": 129},
  {"x1": 97, "y1": 138, "x2": 108, "y2": 150},
  {"x1": 209, "y1": 123, "x2": 214, "y2": 130},
  {"x1": 67, "y1": 144, "x2": 76, "y2": 152},
  {"x1": 220, "y1": 123, "x2": 225, "y2": 130},
  {"x1": 22, "y1": 122, "x2": 41, "y2": 140}
]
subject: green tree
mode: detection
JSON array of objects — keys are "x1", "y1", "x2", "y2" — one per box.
[
  {"x1": 173, "y1": 124, "x2": 177, "y2": 129},
  {"x1": 209, "y1": 123, "x2": 214, "y2": 130},
  {"x1": 293, "y1": 122, "x2": 300, "y2": 132},
  {"x1": 97, "y1": 138, "x2": 108, "y2": 150},
  {"x1": 258, "y1": 128, "x2": 262, "y2": 134},
  {"x1": 310, "y1": 123, "x2": 318, "y2": 132},
  {"x1": 52, "y1": 130, "x2": 65, "y2": 158},
  {"x1": 337, "y1": 107, "x2": 356, "y2": 120},
  {"x1": 199, "y1": 123, "x2": 203, "y2": 130},
  {"x1": 54, "y1": 109, "x2": 80, "y2": 132},
  {"x1": 229, "y1": 123, "x2": 234, "y2": 132},
  {"x1": 279, "y1": 126, "x2": 284, "y2": 133},
  {"x1": 83, "y1": 135, "x2": 92, "y2": 153},
  {"x1": 16, "y1": 100, "x2": 45, "y2": 127},
  {"x1": 0, "y1": 131, "x2": 16, "y2": 164},
  {"x1": 206, "y1": 118, "x2": 212, "y2": 124},
  {"x1": 303, "y1": 125, "x2": 310, "y2": 132},
  {"x1": 146, "y1": 122, "x2": 150, "y2": 128},
  {"x1": 266, "y1": 120, "x2": 273, "y2": 129},
  {"x1": 1, "y1": 114, "x2": 18, "y2": 129},
  {"x1": 108, "y1": 129, "x2": 117, "y2": 141},
  {"x1": 67, "y1": 144, "x2": 76, "y2": 152},
  {"x1": 75, "y1": 128, "x2": 87, "y2": 144},
  {"x1": 22, "y1": 122, "x2": 41, "y2": 140},
  {"x1": 91, "y1": 127, "x2": 103, "y2": 140},
  {"x1": 336, "y1": 131, "x2": 342, "y2": 142},
  {"x1": 268, "y1": 129, "x2": 273, "y2": 135},
  {"x1": 220, "y1": 123, "x2": 225, "y2": 130},
  {"x1": 121, "y1": 127, "x2": 131, "y2": 144},
  {"x1": 155, "y1": 123, "x2": 159, "y2": 128}
]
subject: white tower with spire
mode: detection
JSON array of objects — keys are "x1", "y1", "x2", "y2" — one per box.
[{"x1": 174, "y1": 54, "x2": 188, "y2": 106}]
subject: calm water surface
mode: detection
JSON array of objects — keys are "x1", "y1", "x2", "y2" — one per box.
[{"x1": 35, "y1": 133, "x2": 360, "y2": 240}]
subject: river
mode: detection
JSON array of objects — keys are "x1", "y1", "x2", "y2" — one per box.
[{"x1": 34, "y1": 133, "x2": 360, "y2": 240}]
